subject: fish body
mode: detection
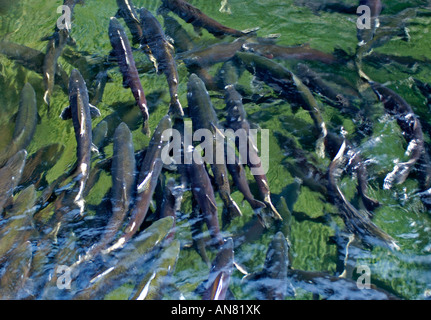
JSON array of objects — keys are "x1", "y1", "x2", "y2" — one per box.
[
  {"x1": 295, "y1": 63, "x2": 354, "y2": 112},
  {"x1": 187, "y1": 148, "x2": 224, "y2": 247},
  {"x1": 139, "y1": 8, "x2": 184, "y2": 117},
  {"x1": 0, "y1": 150, "x2": 27, "y2": 214},
  {"x1": 202, "y1": 238, "x2": 234, "y2": 300},
  {"x1": 243, "y1": 231, "x2": 295, "y2": 299},
  {"x1": 235, "y1": 51, "x2": 327, "y2": 159},
  {"x1": 85, "y1": 123, "x2": 136, "y2": 259},
  {"x1": 242, "y1": 43, "x2": 337, "y2": 64},
  {"x1": 43, "y1": 28, "x2": 70, "y2": 106},
  {"x1": 182, "y1": 37, "x2": 246, "y2": 69},
  {"x1": 160, "y1": 0, "x2": 252, "y2": 38},
  {"x1": 109, "y1": 16, "x2": 150, "y2": 135},
  {"x1": 113, "y1": 116, "x2": 172, "y2": 248},
  {"x1": 0, "y1": 83, "x2": 37, "y2": 168},
  {"x1": 162, "y1": 14, "x2": 195, "y2": 53},
  {"x1": 60, "y1": 69, "x2": 100, "y2": 219}
]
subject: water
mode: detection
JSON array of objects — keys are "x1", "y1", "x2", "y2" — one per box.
[{"x1": 0, "y1": 0, "x2": 431, "y2": 300}]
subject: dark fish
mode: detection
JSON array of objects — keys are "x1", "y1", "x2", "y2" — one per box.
[
  {"x1": 294, "y1": 63, "x2": 355, "y2": 113},
  {"x1": 242, "y1": 43, "x2": 337, "y2": 64},
  {"x1": 369, "y1": 81, "x2": 424, "y2": 190},
  {"x1": 189, "y1": 198, "x2": 211, "y2": 266},
  {"x1": 243, "y1": 232, "x2": 295, "y2": 299},
  {"x1": 225, "y1": 143, "x2": 266, "y2": 212},
  {"x1": 162, "y1": 14, "x2": 195, "y2": 53},
  {"x1": 107, "y1": 116, "x2": 172, "y2": 251},
  {"x1": 288, "y1": 269, "x2": 400, "y2": 300},
  {"x1": 139, "y1": 8, "x2": 184, "y2": 117},
  {"x1": 85, "y1": 123, "x2": 136, "y2": 259},
  {"x1": 60, "y1": 69, "x2": 100, "y2": 219},
  {"x1": 0, "y1": 41, "x2": 69, "y2": 95},
  {"x1": 275, "y1": 132, "x2": 327, "y2": 195},
  {"x1": 0, "y1": 150, "x2": 27, "y2": 214},
  {"x1": 218, "y1": 59, "x2": 241, "y2": 89},
  {"x1": 235, "y1": 51, "x2": 327, "y2": 159},
  {"x1": 108, "y1": 16, "x2": 150, "y2": 135},
  {"x1": 159, "y1": 178, "x2": 183, "y2": 242},
  {"x1": 89, "y1": 70, "x2": 109, "y2": 106},
  {"x1": 181, "y1": 37, "x2": 247, "y2": 69},
  {"x1": 115, "y1": 0, "x2": 143, "y2": 45},
  {"x1": 159, "y1": 0, "x2": 257, "y2": 38},
  {"x1": 187, "y1": 146, "x2": 224, "y2": 247},
  {"x1": 202, "y1": 238, "x2": 234, "y2": 300},
  {"x1": 0, "y1": 41, "x2": 45, "y2": 74},
  {"x1": 0, "y1": 83, "x2": 37, "y2": 168},
  {"x1": 187, "y1": 73, "x2": 242, "y2": 225},
  {"x1": 327, "y1": 140, "x2": 399, "y2": 251}
]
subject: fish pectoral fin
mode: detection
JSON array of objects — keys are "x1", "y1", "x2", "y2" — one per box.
[
  {"x1": 60, "y1": 105, "x2": 72, "y2": 120},
  {"x1": 40, "y1": 34, "x2": 55, "y2": 42},
  {"x1": 241, "y1": 27, "x2": 260, "y2": 35},
  {"x1": 91, "y1": 143, "x2": 99, "y2": 154},
  {"x1": 89, "y1": 104, "x2": 101, "y2": 118}
]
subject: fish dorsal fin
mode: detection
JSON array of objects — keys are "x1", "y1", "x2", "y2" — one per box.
[{"x1": 89, "y1": 104, "x2": 101, "y2": 118}]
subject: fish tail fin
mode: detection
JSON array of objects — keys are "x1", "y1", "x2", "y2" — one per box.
[
  {"x1": 228, "y1": 197, "x2": 242, "y2": 219},
  {"x1": 250, "y1": 199, "x2": 266, "y2": 211},
  {"x1": 141, "y1": 119, "x2": 151, "y2": 137},
  {"x1": 241, "y1": 27, "x2": 260, "y2": 35},
  {"x1": 264, "y1": 194, "x2": 283, "y2": 221},
  {"x1": 169, "y1": 98, "x2": 184, "y2": 118}
]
